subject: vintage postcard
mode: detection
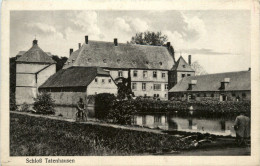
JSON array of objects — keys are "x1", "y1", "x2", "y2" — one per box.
[{"x1": 1, "y1": 0, "x2": 260, "y2": 165}]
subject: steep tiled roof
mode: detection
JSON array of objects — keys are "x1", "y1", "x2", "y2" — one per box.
[
  {"x1": 39, "y1": 67, "x2": 110, "y2": 88},
  {"x1": 63, "y1": 40, "x2": 175, "y2": 70},
  {"x1": 16, "y1": 40, "x2": 56, "y2": 64},
  {"x1": 169, "y1": 71, "x2": 250, "y2": 92},
  {"x1": 171, "y1": 56, "x2": 194, "y2": 71}
]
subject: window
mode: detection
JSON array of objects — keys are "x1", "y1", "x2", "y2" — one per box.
[
  {"x1": 153, "y1": 71, "x2": 157, "y2": 78},
  {"x1": 133, "y1": 116, "x2": 137, "y2": 125},
  {"x1": 159, "y1": 62, "x2": 163, "y2": 66},
  {"x1": 232, "y1": 93, "x2": 236, "y2": 97},
  {"x1": 117, "y1": 59, "x2": 121, "y2": 63},
  {"x1": 142, "y1": 115, "x2": 146, "y2": 125},
  {"x1": 162, "y1": 73, "x2": 166, "y2": 78},
  {"x1": 211, "y1": 93, "x2": 214, "y2": 97},
  {"x1": 197, "y1": 93, "x2": 200, "y2": 97},
  {"x1": 204, "y1": 93, "x2": 207, "y2": 97},
  {"x1": 102, "y1": 79, "x2": 105, "y2": 83},
  {"x1": 165, "y1": 94, "x2": 167, "y2": 98},
  {"x1": 157, "y1": 94, "x2": 159, "y2": 97},
  {"x1": 88, "y1": 58, "x2": 92, "y2": 62},
  {"x1": 133, "y1": 70, "x2": 138, "y2": 77},
  {"x1": 183, "y1": 65, "x2": 186, "y2": 68},
  {"x1": 154, "y1": 94, "x2": 157, "y2": 97},
  {"x1": 108, "y1": 79, "x2": 112, "y2": 83},
  {"x1": 182, "y1": 74, "x2": 185, "y2": 78},
  {"x1": 242, "y1": 93, "x2": 246, "y2": 97},
  {"x1": 95, "y1": 78, "x2": 98, "y2": 83},
  {"x1": 142, "y1": 83, "x2": 146, "y2": 91},
  {"x1": 154, "y1": 115, "x2": 161, "y2": 124},
  {"x1": 118, "y1": 71, "x2": 123, "y2": 77},
  {"x1": 103, "y1": 59, "x2": 107, "y2": 63},
  {"x1": 143, "y1": 71, "x2": 148, "y2": 78},
  {"x1": 165, "y1": 84, "x2": 168, "y2": 90},
  {"x1": 153, "y1": 84, "x2": 161, "y2": 91},
  {"x1": 187, "y1": 74, "x2": 191, "y2": 76},
  {"x1": 132, "y1": 83, "x2": 137, "y2": 90}
]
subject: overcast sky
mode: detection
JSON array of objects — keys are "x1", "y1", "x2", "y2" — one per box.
[{"x1": 10, "y1": 10, "x2": 250, "y2": 74}]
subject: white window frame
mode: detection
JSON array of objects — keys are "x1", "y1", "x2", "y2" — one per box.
[
  {"x1": 165, "y1": 84, "x2": 168, "y2": 90},
  {"x1": 142, "y1": 83, "x2": 146, "y2": 91},
  {"x1": 132, "y1": 83, "x2": 137, "y2": 90},
  {"x1": 143, "y1": 71, "x2": 148, "y2": 78},
  {"x1": 133, "y1": 70, "x2": 138, "y2": 77},
  {"x1": 162, "y1": 72, "x2": 166, "y2": 78},
  {"x1": 118, "y1": 70, "x2": 123, "y2": 77},
  {"x1": 153, "y1": 84, "x2": 161, "y2": 91},
  {"x1": 153, "y1": 71, "x2": 157, "y2": 78}
]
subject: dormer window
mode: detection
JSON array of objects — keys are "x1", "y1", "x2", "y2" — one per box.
[
  {"x1": 183, "y1": 65, "x2": 186, "y2": 68},
  {"x1": 88, "y1": 58, "x2": 92, "y2": 62},
  {"x1": 159, "y1": 62, "x2": 162, "y2": 66},
  {"x1": 188, "y1": 80, "x2": 197, "y2": 90},
  {"x1": 117, "y1": 59, "x2": 121, "y2": 63},
  {"x1": 103, "y1": 59, "x2": 107, "y2": 63},
  {"x1": 220, "y1": 77, "x2": 230, "y2": 90},
  {"x1": 146, "y1": 61, "x2": 149, "y2": 65},
  {"x1": 72, "y1": 59, "x2": 75, "y2": 63}
]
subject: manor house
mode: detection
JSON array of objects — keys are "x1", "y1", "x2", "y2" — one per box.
[{"x1": 62, "y1": 35, "x2": 195, "y2": 100}]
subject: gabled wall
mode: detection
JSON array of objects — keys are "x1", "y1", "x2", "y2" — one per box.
[
  {"x1": 15, "y1": 63, "x2": 56, "y2": 105},
  {"x1": 87, "y1": 75, "x2": 118, "y2": 96}
]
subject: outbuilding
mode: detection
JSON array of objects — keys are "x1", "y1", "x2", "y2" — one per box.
[{"x1": 39, "y1": 66, "x2": 118, "y2": 105}]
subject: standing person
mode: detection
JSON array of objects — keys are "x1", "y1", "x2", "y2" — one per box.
[
  {"x1": 76, "y1": 98, "x2": 85, "y2": 121},
  {"x1": 234, "y1": 111, "x2": 250, "y2": 146}
]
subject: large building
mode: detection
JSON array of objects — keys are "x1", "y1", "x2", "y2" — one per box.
[
  {"x1": 39, "y1": 66, "x2": 118, "y2": 105},
  {"x1": 63, "y1": 36, "x2": 193, "y2": 100},
  {"x1": 168, "y1": 70, "x2": 251, "y2": 101},
  {"x1": 15, "y1": 39, "x2": 56, "y2": 105}
]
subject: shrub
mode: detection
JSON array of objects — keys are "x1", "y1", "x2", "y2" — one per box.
[
  {"x1": 94, "y1": 93, "x2": 116, "y2": 120},
  {"x1": 33, "y1": 92, "x2": 55, "y2": 115},
  {"x1": 10, "y1": 92, "x2": 17, "y2": 111},
  {"x1": 107, "y1": 100, "x2": 138, "y2": 125},
  {"x1": 20, "y1": 102, "x2": 30, "y2": 112}
]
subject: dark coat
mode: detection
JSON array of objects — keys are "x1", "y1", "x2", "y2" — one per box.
[{"x1": 234, "y1": 115, "x2": 250, "y2": 138}]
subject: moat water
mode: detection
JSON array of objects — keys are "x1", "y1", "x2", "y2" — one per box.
[{"x1": 55, "y1": 106, "x2": 236, "y2": 137}]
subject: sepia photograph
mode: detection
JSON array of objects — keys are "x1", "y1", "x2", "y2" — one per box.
[{"x1": 1, "y1": 0, "x2": 260, "y2": 165}]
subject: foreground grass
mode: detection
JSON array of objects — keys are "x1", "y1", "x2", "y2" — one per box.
[{"x1": 10, "y1": 113, "x2": 191, "y2": 156}]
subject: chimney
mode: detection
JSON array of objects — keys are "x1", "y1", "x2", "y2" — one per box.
[
  {"x1": 114, "y1": 38, "x2": 118, "y2": 46},
  {"x1": 85, "y1": 35, "x2": 88, "y2": 44},
  {"x1": 188, "y1": 55, "x2": 191, "y2": 65},
  {"x1": 33, "y1": 39, "x2": 38, "y2": 46},
  {"x1": 167, "y1": 42, "x2": 171, "y2": 48},
  {"x1": 78, "y1": 43, "x2": 81, "y2": 49},
  {"x1": 69, "y1": 48, "x2": 73, "y2": 56}
]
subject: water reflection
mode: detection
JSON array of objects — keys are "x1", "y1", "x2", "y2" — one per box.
[{"x1": 134, "y1": 114, "x2": 236, "y2": 137}]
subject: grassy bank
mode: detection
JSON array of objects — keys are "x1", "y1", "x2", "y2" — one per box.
[{"x1": 10, "y1": 113, "x2": 192, "y2": 156}]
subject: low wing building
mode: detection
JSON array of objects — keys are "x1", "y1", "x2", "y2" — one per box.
[
  {"x1": 168, "y1": 70, "x2": 251, "y2": 101},
  {"x1": 39, "y1": 66, "x2": 118, "y2": 105}
]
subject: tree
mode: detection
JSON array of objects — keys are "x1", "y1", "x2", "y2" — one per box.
[
  {"x1": 51, "y1": 55, "x2": 68, "y2": 72},
  {"x1": 33, "y1": 92, "x2": 55, "y2": 114},
  {"x1": 130, "y1": 31, "x2": 168, "y2": 46},
  {"x1": 191, "y1": 61, "x2": 208, "y2": 76}
]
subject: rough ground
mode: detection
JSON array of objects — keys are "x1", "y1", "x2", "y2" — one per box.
[{"x1": 10, "y1": 111, "x2": 250, "y2": 156}]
